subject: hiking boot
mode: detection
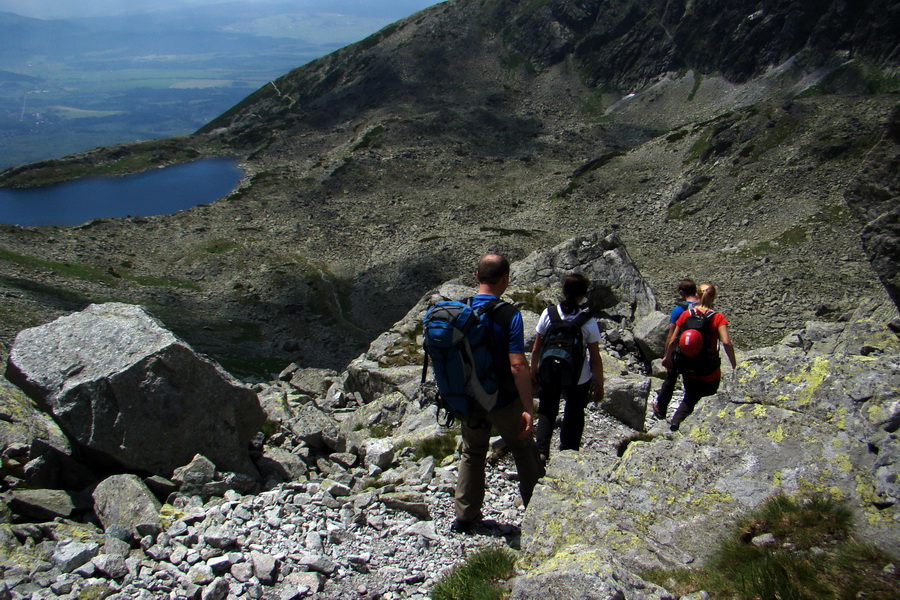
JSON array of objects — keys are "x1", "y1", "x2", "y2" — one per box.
[
  {"x1": 652, "y1": 402, "x2": 666, "y2": 420},
  {"x1": 450, "y1": 518, "x2": 480, "y2": 534}
]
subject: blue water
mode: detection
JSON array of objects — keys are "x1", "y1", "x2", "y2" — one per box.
[{"x1": 0, "y1": 158, "x2": 243, "y2": 227}]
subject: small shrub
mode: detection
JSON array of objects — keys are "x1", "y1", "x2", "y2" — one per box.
[
  {"x1": 368, "y1": 424, "x2": 391, "y2": 438},
  {"x1": 430, "y1": 546, "x2": 517, "y2": 600},
  {"x1": 413, "y1": 433, "x2": 458, "y2": 461},
  {"x1": 643, "y1": 494, "x2": 899, "y2": 600}
]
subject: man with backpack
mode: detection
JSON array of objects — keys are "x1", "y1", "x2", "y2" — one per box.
[
  {"x1": 652, "y1": 279, "x2": 700, "y2": 421},
  {"x1": 429, "y1": 253, "x2": 543, "y2": 534},
  {"x1": 530, "y1": 273, "x2": 604, "y2": 465}
]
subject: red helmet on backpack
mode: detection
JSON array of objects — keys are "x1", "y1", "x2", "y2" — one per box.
[{"x1": 679, "y1": 329, "x2": 704, "y2": 357}]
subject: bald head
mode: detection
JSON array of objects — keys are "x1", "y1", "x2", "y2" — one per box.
[{"x1": 476, "y1": 254, "x2": 510, "y2": 286}]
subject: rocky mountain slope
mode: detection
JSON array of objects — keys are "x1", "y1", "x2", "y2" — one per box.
[
  {"x1": 1, "y1": 236, "x2": 896, "y2": 599},
  {"x1": 0, "y1": 0, "x2": 898, "y2": 374}
]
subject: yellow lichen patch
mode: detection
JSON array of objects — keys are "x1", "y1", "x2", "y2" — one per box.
[
  {"x1": 773, "y1": 471, "x2": 783, "y2": 487},
  {"x1": 738, "y1": 364, "x2": 759, "y2": 383},
  {"x1": 783, "y1": 357, "x2": 831, "y2": 406},
  {"x1": 160, "y1": 503, "x2": 187, "y2": 530},
  {"x1": 830, "y1": 407, "x2": 849, "y2": 430},
  {"x1": 767, "y1": 425, "x2": 785, "y2": 443},
  {"x1": 718, "y1": 407, "x2": 729, "y2": 419},
  {"x1": 688, "y1": 425, "x2": 713, "y2": 443},
  {"x1": 751, "y1": 404, "x2": 767, "y2": 417},
  {"x1": 833, "y1": 453, "x2": 853, "y2": 474},
  {"x1": 866, "y1": 403, "x2": 888, "y2": 424},
  {"x1": 734, "y1": 405, "x2": 746, "y2": 419}
]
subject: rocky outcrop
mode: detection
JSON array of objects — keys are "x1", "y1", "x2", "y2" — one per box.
[
  {"x1": 6, "y1": 303, "x2": 264, "y2": 478},
  {"x1": 510, "y1": 232, "x2": 659, "y2": 325},
  {"x1": 846, "y1": 104, "x2": 900, "y2": 314},
  {"x1": 520, "y1": 298, "x2": 900, "y2": 578}
]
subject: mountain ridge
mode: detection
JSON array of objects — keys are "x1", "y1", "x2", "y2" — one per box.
[{"x1": 0, "y1": 0, "x2": 898, "y2": 374}]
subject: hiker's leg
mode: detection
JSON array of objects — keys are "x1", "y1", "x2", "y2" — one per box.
[
  {"x1": 559, "y1": 382, "x2": 591, "y2": 451},
  {"x1": 455, "y1": 420, "x2": 491, "y2": 521},
  {"x1": 670, "y1": 378, "x2": 720, "y2": 431},
  {"x1": 491, "y1": 399, "x2": 543, "y2": 507},
  {"x1": 655, "y1": 369, "x2": 678, "y2": 415},
  {"x1": 535, "y1": 386, "x2": 562, "y2": 458}
]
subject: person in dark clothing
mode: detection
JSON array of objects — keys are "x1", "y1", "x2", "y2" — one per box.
[{"x1": 530, "y1": 273, "x2": 604, "y2": 464}]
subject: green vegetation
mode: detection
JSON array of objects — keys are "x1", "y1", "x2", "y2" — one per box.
[
  {"x1": 368, "y1": 424, "x2": 391, "y2": 439},
  {"x1": 643, "y1": 494, "x2": 899, "y2": 600},
  {"x1": 501, "y1": 52, "x2": 536, "y2": 75},
  {"x1": 0, "y1": 247, "x2": 199, "y2": 291},
  {"x1": 508, "y1": 288, "x2": 546, "y2": 315},
  {"x1": 0, "y1": 140, "x2": 204, "y2": 188},
  {"x1": 737, "y1": 224, "x2": 808, "y2": 257},
  {"x1": 684, "y1": 127, "x2": 713, "y2": 163},
  {"x1": 380, "y1": 324, "x2": 424, "y2": 367},
  {"x1": 666, "y1": 129, "x2": 689, "y2": 143},
  {"x1": 431, "y1": 546, "x2": 518, "y2": 600},
  {"x1": 412, "y1": 432, "x2": 458, "y2": 462}
]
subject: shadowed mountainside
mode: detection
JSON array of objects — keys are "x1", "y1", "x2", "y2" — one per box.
[{"x1": 0, "y1": 0, "x2": 898, "y2": 374}]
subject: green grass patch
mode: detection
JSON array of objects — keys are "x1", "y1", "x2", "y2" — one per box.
[
  {"x1": 412, "y1": 432, "x2": 458, "y2": 462},
  {"x1": 501, "y1": 51, "x2": 536, "y2": 74},
  {"x1": 0, "y1": 247, "x2": 199, "y2": 291},
  {"x1": 379, "y1": 323, "x2": 424, "y2": 367},
  {"x1": 508, "y1": 288, "x2": 546, "y2": 315},
  {"x1": 431, "y1": 546, "x2": 518, "y2": 600},
  {"x1": 368, "y1": 424, "x2": 391, "y2": 439},
  {"x1": 642, "y1": 494, "x2": 898, "y2": 600},
  {"x1": 684, "y1": 128, "x2": 712, "y2": 164},
  {"x1": 737, "y1": 224, "x2": 808, "y2": 256},
  {"x1": 201, "y1": 239, "x2": 242, "y2": 254}
]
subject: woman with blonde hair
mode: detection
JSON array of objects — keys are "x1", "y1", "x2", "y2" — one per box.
[{"x1": 661, "y1": 283, "x2": 736, "y2": 431}]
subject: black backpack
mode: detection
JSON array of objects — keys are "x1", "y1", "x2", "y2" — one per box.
[
  {"x1": 538, "y1": 306, "x2": 591, "y2": 388},
  {"x1": 674, "y1": 308, "x2": 721, "y2": 377}
]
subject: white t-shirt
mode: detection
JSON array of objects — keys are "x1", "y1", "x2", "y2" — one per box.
[{"x1": 535, "y1": 305, "x2": 602, "y2": 385}]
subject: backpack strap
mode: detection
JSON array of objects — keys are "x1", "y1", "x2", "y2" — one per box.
[
  {"x1": 548, "y1": 305, "x2": 562, "y2": 324},
  {"x1": 571, "y1": 310, "x2": 592, "y2": 329}
]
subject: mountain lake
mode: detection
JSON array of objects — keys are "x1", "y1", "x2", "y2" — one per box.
[{"x1": 0, "y1": 158, "x2": 243, "y2": 227}]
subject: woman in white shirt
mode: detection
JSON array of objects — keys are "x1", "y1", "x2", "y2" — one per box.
[{"x1": 530, "y1": 273, "x2": 604, "y2": 464}]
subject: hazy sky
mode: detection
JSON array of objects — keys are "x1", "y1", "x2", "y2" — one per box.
[{"x1": 0, "y1": 0, "x2": 444, "y2": 20}]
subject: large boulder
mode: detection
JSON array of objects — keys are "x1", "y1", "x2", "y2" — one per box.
[
  {"x1": 520, "y1": 300, "x2": 900, "y2": 574},
  {"x1": 6, "y1": 303, "x2": 264, "y2": 477},
  {"x1": 510, "y1": 232, "x2": 659, "y2": 324},
  {"x1": 92, "y1": 474, "x2": 162, "y2": 540}
]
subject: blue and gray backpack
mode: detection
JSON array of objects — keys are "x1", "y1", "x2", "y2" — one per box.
[{"x1": 420, "y1": 298, "x2": 513, "y2": 426}]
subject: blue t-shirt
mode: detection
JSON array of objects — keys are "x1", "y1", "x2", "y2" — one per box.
[
  {"x1": 669, "y1": 301, "x2": 694, "y2": 325},
  {"x1": 471, "y1": 294, "x2": 523, "y2": 403}
]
